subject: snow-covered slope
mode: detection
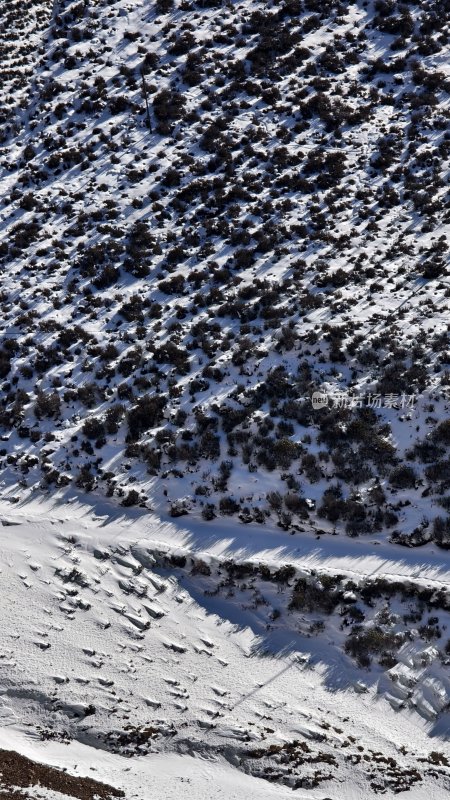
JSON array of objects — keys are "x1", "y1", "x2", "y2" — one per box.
[
  {"x1": 0, "y1": 0, "x2": 448, "y2": 543},
  {"x1": 0, "y1": 497, "x2": 449, "y2": 796}
]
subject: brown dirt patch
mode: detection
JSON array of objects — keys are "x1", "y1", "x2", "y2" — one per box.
[{"x1": 0, "y1": 749, "x2": 125, "y2": 799}]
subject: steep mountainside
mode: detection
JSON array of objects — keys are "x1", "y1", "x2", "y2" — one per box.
[{"x1": 0, "y1": 0, "x2": 449, "y2": 544}]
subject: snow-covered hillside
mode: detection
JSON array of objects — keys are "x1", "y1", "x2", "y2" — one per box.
[
  {"x1": 0, "y1": 0, "x2": 448, "y2": 542},
  {"x1": 0, "y1": 0, "x2": 450, "y2": 796}
]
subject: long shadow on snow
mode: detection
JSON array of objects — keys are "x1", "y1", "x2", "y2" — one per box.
[{"x1": 170, "y1": 569, "x2": 380, "y2": 697}]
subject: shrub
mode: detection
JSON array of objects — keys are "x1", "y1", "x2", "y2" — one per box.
[
  {"x1": 267, "y1": 491, "x2": 283, "y2": 511},
  {"x1": 93, "y1": 265, "x2": 120, "y2": 289},
  {"x1": 77, "y1": 383, "x2": 99, "y2": 408},
  {"x1": 127, "y1": 394, "x2": 167, "y2": 440},
  {"x1": 432, "y1": 516, "x2": 450, "y2": 549},
  {"x1": 35, "y1": 391, "x2": 61, "y2": 419},
  {"x1": 121, "y1": 489, "x2": 141, "y2": 507},
  {"x1": 284, "y1": 493, "x2": 309, "y2": 517},
  {"x1": 202, "y1": 503, "x2": 216, "y2": 520},
  {"x1": 109, "y1": 95, "x2": 130, "y2": 114},
  {"x1": 156, "y1": 0, "x2": 174, "y2": 12},
  {"x1": 425, "y1": 460, "x2": 450, "y2": 487},
  {"x1": 75, "y1": 465, "x2": 96, "y2": 492},
  {"x1": 82, "y1": 417, "x2": 105, "y2": 440},
  {"x1": 153, "y1": 88, "x2": 186, "y2": 132},
  {"x1": 219, "y1": 496, "x2": 240, "y2": 515},
  {"x1": 120, "y1": 295, "x2": 144, "y2": 322},
  {"x1": 105, "y1": 405, "x2": 125, "y2": 434},
  {"x1": 0, "y1": 352, "x2": 11, "y2": 378},
  {"x1": 433, "y1": 420, "x2": 450, "y2": 446},
  {"x1": 272, "y1": 438, "x2": 300, "y2": 468},
  {"x1": 345, "y1": 625, "x2": 402, "y2": 667},
  {"x1": 290, "y1": 576, "x2": 341, "y2": 614},
  {"x1": 389, "y1": 465, "x2": 416, "y2": 489},
  {"x1": 318, "y1": 485, "x2": 346, "y2": 522},
  {"x1": 199, "y1": 431, "x2": 220, "y2": 460}
]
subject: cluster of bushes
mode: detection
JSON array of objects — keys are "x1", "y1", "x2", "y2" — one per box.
[
  {"x1": 0, "y1": 0, "x2": 448, "y2": 537},
  {"x1": 344, "y1": 625, "x2": 404, "y2": 668}
]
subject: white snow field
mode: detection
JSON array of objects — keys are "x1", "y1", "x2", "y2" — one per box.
[
  {"x1": 0, "y1": 494, "x2": 449, "y2": 797},
  {"x1": 0, "y1": 727, "x2": 306, "y2": 800}
]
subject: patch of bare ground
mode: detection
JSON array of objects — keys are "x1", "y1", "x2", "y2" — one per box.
[{"x1": 0, "y1": 749, "x2": 124, "y2": 800}]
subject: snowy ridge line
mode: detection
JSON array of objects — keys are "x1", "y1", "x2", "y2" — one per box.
[
  {"x1": 125, "y1": 535, "x2": 450, "y2": 595},
  {"x1": 2, "y1": 494, "x2": 450, "y2": 591}
]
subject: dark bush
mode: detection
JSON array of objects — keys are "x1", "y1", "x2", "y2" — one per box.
[
  {"x1": 35, "y1": 391, "x2": 61, "y2": 419},
  {"x1": 290, "y1": 576, "x2": 341, "y2": 614},
  {"x1": 345, "y1": 625, "x2": 403, "y2": 667},
  {"x1": 127, "y1": 394, "x2": 167, "y2": 440},
  {"x1": 219, "y1": 496, "x2": 241, "y2": 515},
  {"x1": 389, "y1": 465, "x2": 416, "y2": 489},
  {"x1": 433, "y1": 420, "x2": 450, "y2": 446},
  {"x1": 82, "y1": 417, "x2": 105, "y2": 440}
]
